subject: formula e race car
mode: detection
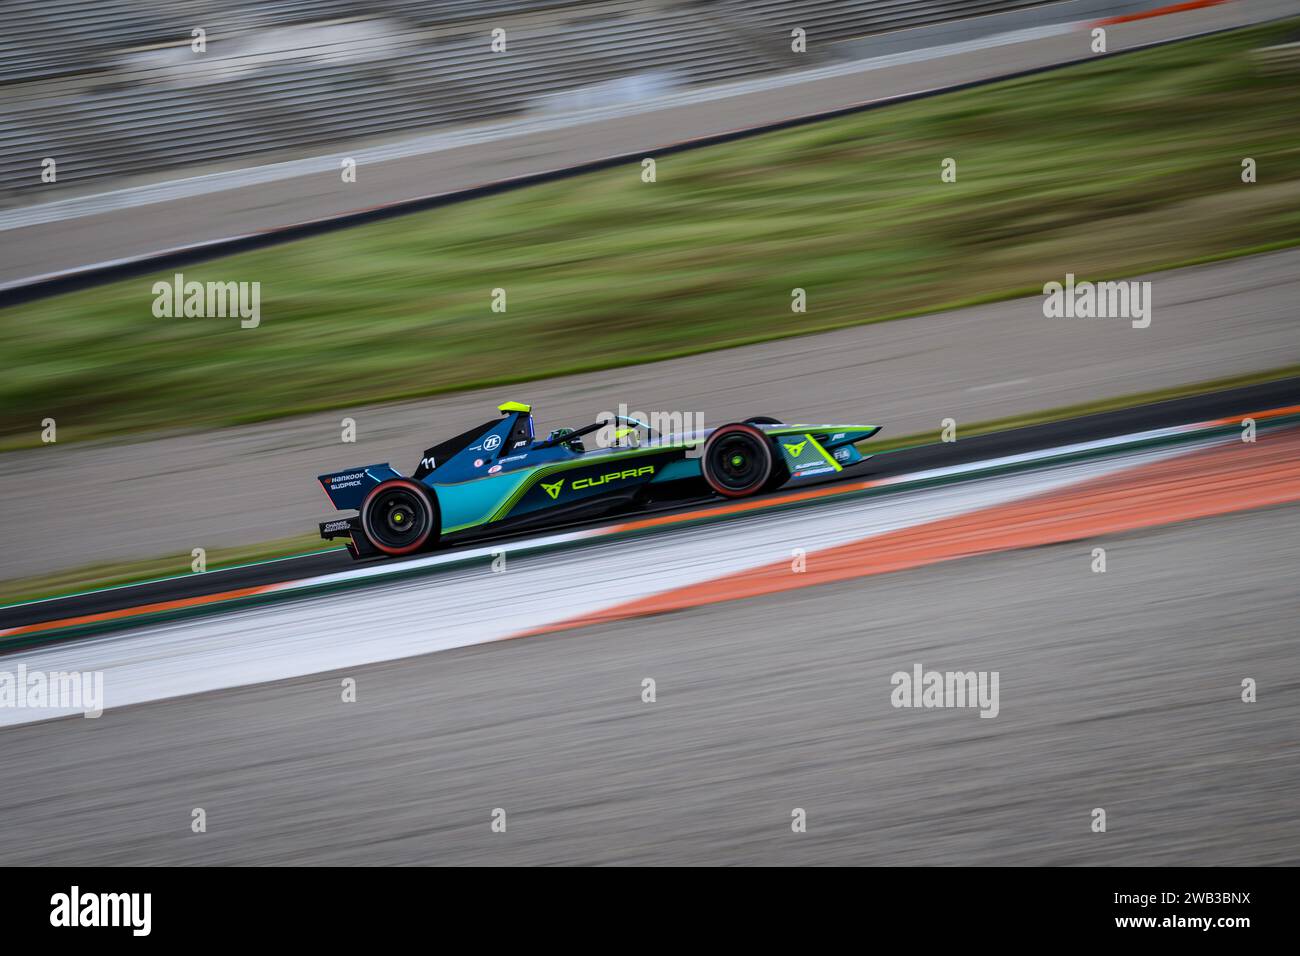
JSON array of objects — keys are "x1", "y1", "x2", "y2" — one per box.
[{"x1": 317, "y1": 401, "x2": 881, "y2": 559}]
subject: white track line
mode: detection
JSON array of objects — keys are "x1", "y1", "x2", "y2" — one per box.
[{"x1": 0, "y1": 439, "x2": 1206, "y2": 726}]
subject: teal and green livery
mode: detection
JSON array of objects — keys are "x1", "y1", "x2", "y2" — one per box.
[{"x1": 316, "y1": 401, "x2": 881, "y2": 559}]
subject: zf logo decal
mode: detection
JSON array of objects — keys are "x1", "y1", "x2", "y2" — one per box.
[
  {"x1": 542, "y1": 479, "x2": 565, "y2": 499},
  {"x1": 783, "y1": 440, "x2": 808, "y2": 457},
  {"x1": 483, "y1": 434, "x2": 502, "y2": 451}
]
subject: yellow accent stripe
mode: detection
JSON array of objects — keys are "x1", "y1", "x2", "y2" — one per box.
[{"x1": 807, "y1": 434, "x2": 842, "y2": 472}]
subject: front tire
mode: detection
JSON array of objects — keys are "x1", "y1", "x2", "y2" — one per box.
[
  {"x1": 360, "y1": 479, "x2": 439, "y2": 556},
  {"x1": 702, "y1": 423, "x2": 775, "y2": 498}
]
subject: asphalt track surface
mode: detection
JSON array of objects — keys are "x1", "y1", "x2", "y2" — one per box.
[
  {"x1": 1, "y1": 499, "x2": 1294, "y2": 865},
  {"x1": 0, "y1": 0, "x2": 1291, "y2": 292},
  {"x1": 4, "y1": 247, "x2": 1298, "y2": 582},
  {"x1": 3, "y1": 372, "x2": 1296, "y2": 632}
]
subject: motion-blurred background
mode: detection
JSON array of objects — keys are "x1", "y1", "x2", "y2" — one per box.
[{"x1": 1, "y1": 0, "x2": 1299, "y2": 868}]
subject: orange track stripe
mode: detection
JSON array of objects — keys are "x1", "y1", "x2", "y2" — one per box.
[
  {"x1": 1094, "y1": 0, "x2": 1229, "y2": 27},
  {"x1": 1, "y1": 584, "x2": 280, "y2": 638},
  {"x1": 606, "y1": 479, "x2": 883, "y2": 533},
  {"x1": 524, "y1": 429, "x2": 1300, "y2": 636},
  {"x1": 1202, "y1": 404, "x2": 1300, "y2": 427}
]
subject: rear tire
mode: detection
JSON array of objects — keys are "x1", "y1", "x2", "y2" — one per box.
[
  {"x1": 360, "y1": 479, "x2": 439, "y2": 556},
  {"x1": 702, "y1": 423, "x2": 775, "y2": 498},
  {"x1": 744, "y1": 416, "x2": 784, "y2": 426}
]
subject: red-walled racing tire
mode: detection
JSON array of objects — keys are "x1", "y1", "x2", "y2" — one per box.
[
  {"x1": 360, "y1": 479, "x2": 439, "y2": 556},
  {"x1": 702, "y1": 423, "x2": 776, "y2": 498}
]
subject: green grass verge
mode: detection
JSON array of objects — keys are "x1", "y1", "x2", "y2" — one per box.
[
  {"x1": 2, "y1": 20, "x2": 1299, "y2": 445},
  {"x1": 5, "y1": 364, "x2": 1297, "y2": 606}
]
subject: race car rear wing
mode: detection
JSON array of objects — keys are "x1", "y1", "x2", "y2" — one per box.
[{"x1": 317, "y1": 463, "x2": 402, "y2": 511}]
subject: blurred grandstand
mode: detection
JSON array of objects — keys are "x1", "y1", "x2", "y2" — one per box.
[{"x1": 0, "y1": 0, "x2": 1054, "y2": 201}]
